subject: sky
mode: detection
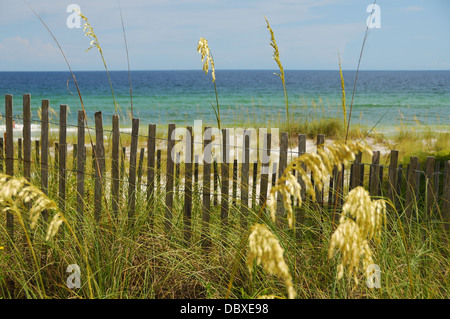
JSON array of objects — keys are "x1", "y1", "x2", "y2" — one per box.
[{"x1": 0, "y1": 0, "x2": 449, "y2": 71}]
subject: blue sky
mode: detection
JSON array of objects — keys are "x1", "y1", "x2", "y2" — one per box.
[{"x1": 0, "y1": 0, "x2": 449, "y2": 71}]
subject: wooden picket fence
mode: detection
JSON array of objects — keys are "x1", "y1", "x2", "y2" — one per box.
[{"x1": 2, "y1": 94, "x2": 450, "y2": 241}]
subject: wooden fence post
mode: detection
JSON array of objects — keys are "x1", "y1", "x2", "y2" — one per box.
[
  {"x1": 77, "y1": 111, "x2": 85, "y2": 223},
  {"x1": 137, "y1": 148, "x2": 145, "y2": 193},
  {"x1": 41, "y1": 100, "x2": 49, "y2": 197},
  {"x1": 72, "y1": 144, "x2": 77, "y2": 171},
  {"x1": 378, "y1": 165, "x2": 384, "y2": 197},
  {"x1": 405, "y1": 156, "x2": 419, "y2": 218},
  {"x1": 425, "y1": 156, "x2": 435, "y2": 220},
  {"x1": 232, "y1": 159, "x2": 238, "y2": 207},
  {"x1": 0, "y1": 138, "x2": 3, "y2": 173},
  {"x1": 369, "y1": 151, "x2": 380, "y2": 197},
  {"x1": 240, "y1": 131, "x2": 250, "y2": 228},
  {"x1": 315, "y1": 134, "x2": 325, "y2": 205},
  {"x1": 271, "y1": 163, "x2": 277, "y2": 187},
  {"x1": 23, "y1": 94, "x2": 31, "y2": 181},
  {"x1": 175, "y1": 152, "x2": 180, "y2": 197},
  {"x1": 18, "y1": 138, "x2": 22, "y2": 174},
  {"x1": 35, "y1": 140, "x2": 40, "y2": 176},
  {"x1": 59, "y1": 105, "x2": 67, "y2": 214},
  {"x1": 433, "y1": 162, "x2": 441, "y2": 214},
  {"x1": 147, "y1": 124, "x2": 156, "y2": 215},
  {"x1": 165, "y1": 123, "x2": 176, "y2": 231},
  {"x1": 94, "y1": 111, "x2": 104, "y2": 222},
  {"x1": 55, "y1": 143, "x2": 59, "y2": 188},
  {"x1": 340, "y1": 165, "x2": 345, "y2": 206},
  {"x1": 443, "y1": 161, "x2": 450, "y2": 233},
  {"x1": 276, "y1": 132, "x2": 288, "y2": 220},
  {"x1": 387, "y1": 150, "x2": 399, "y2": 210},
  {"x1": 202, "y1": 127, "x2": 212, "y2": 246},
  {"x1": 259, "y1": 132, "x2": 271, "y2": 207},
  {"x1": 194, "y1": 155, "x2": 199, "y2": 199},
  {"x1": 397, "y1": 164, "x2": 404, "y2": 199},
  {"x1": 221, "y1": 128, "x2": 230, "y2": 225},
  {"x1": 349, "y1": 165, "x2": 355, "y2": 191},
  {"x1": 298, "y1": 134, "x2": 306, "y2": 201},
  {"x1": 252, "y1": 161, "x2": 258, "y2": 209},
  {"x1": 296, "y1": 134, "x2": 306, "y2": 227},
  {"x1": 184, "y1": 126, "x2": 194, "y2": 242},
  {"x1": 156, "y1": 149, "x2": 162, "y2": 193},
  {"x1": 120, "y1": 146, "x2": 126, "y2": 207},
  {"x1": 128, "y1": 118, "x2": 140, "y2": 222},
  {"x1": 329, "y1": 166, "x2": 337, "y2": 206},
  {"x1": 111, "y1": 115, "x2": 120, "y2": 218},
  {"x1": 213, "y1": 160, "x2": 219, "y2": 206}
]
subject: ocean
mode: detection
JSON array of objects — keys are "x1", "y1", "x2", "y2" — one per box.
[{"x1": 0, "y1": 70, "x2": 449, "y2": 132}]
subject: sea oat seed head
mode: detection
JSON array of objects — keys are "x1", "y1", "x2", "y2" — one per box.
[
  {"x1": 329, "y1": 186, "x2": 385, "y2": 284},
  {"x1": 197, "y1": 37, "x2": 216, "y2": 82},
  {"x1": 247, "y1": 223, "x2": 296, "y2": 299}
]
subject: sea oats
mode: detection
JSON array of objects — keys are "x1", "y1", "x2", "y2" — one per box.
[
  {"x1": 75, "y1": 9, "x2": 119, "y2": 115},
  {"x1": 338, "y1": 50, "x2": 347, "y2": 130},
  {"x1": 265, "y1": 17, "x2": 284, "y2": 85},
  {"x1": 0, "y1": 174, "x2": 62, "y2": 240},
  {"x1": 268, "y1": 140, "x2": 371, "y2": 228},
  {"x1": 265, "y1": 16, "x2": 290, "y2": 133},
  {"x1": 247, "y1": 223, "x2": 296, "y2": 299},
  {"x1": 75, "y1": 9, "x2": 102, "y2": 54},
  {"x1": 197, "y1": 36, "x2": 221, "y2": 129},
  {"x1": 197, "y1": 37, "x2": 216, "y2": 83},
  {"x1": 45, "y1": 212, "x2": 64, "y2": 241},
  {"x1": 328, "y1": 219, "x2": 373, "y2": 283},
  {"x1": 341, "y1": 186, "x2": 386, "y2": 241},
  {"x1": 329, "y1": 186, "x2": 386, "y2": 284}
]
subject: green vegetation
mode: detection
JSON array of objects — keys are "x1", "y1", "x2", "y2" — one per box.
[{"x1": 0, "y1": 149, "x2": 448, "y2": 298}]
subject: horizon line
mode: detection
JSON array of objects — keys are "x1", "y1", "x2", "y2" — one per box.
[{"x1": 1, "y1": 69, "x2": 450, "y2": 72}]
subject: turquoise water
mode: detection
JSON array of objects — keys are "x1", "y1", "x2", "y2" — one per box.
[{"x1": 1, "y1": 70, "x2": 449, "y2": 131}]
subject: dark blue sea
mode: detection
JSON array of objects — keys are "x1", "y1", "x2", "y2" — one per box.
[{"x1": 0, "y1": 70, "x2": 449, "y2": 131}]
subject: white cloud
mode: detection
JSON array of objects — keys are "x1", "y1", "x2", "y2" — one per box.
[
  {"x1": 0, "y1": 36, "x2": 62, "y2": 69},
  {"x1": 0, "y1": 36, "x2": 59, "y2": 59}
]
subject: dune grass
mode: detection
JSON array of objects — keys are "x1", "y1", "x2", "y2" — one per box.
[{"x1": 0, "y1": 133, "x2": 448, "y2": 299}]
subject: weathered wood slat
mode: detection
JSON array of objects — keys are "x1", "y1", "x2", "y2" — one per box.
[
  {"x1": 0, "y1": 138, "x2": 3, "y2": 173},
  {"x1": 315, "y1": 134, "x2": 325, "y2": 204},
  {"x1": 77, "y1": 111, "x2": 85, "y2": 222},
  {"x1": 369, "y1": 151, "x2": 380, "y2": 197},
  {"x1": 221, "y1": 128, "x2": 230, "y2": 225},
  {"x1": 184, "y1": 126, "x2": 194, "y2": 242},
  {"x1": 241, "y1": 132, "x2": 250, "y2": 228},
  {"x1": 276, "y1": 132, "x2": 288, "y2": 219},
  {"x1": 94, "y1": 111, "x2": 104, "y2": 222},
  {"x1": 128, "y1": 118, "x2": 140, "y2": 222},
  {"x1": 147, "y1": 124, "x2": 156, "y2": 213},
  {"x1": 443, "y1": 161, "x2": 450, "y2": 233},
  {"x1": 252, "y1": 161, "x2": 258, "y2": 209},
  {"x1": 387, "y1": 150, "x2": 399, "y2": 209},
  {"x1": 23, "y1": 94, "x2": 31, "y2": 181},
  {"x1": 111, "y1": 115, "x2": 120, "y2": 217},
  {"x1": 425, "y1": 156, "x2": 435, "y2": 219},
  {"x1": 41, "y1": 100, "x2": 49, "y2": 196},
  {"x1": 137, "y1": 148, "x2": 145, "y2": 192},
  {"x1": 201, "y1": 127, "x2": 212, "y2": 245},
  {"x1": 259, "y1": 132, "x2": 271, "y2": 207},
  {"x1": 405, "y1": 156, "x2": 419, "y2": 218},
  {"x1": 165, "y1": 123, "x2": 176, "y2": 231}
]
